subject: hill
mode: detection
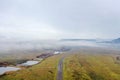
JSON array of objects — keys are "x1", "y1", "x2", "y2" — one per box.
[
  {"x1": 61, "y1": 39, "x2": 96, "y2": 42},
  {"x1": 112, "y1": 38, "x2": 120, "y2": 43}
]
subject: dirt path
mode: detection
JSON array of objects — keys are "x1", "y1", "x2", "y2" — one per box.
[{"x1": 56, "y1": 57, "x2": 65, "y2": 80}]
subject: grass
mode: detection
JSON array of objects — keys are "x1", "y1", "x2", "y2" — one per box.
[
  {"x1": 63, "y1": 53, "x2": 120, "y2": 80},
  {"x1": 0, "y1": 54, "x2": 64, "y2": 80},
  {"x1": 0, "y1": 53, "x2": 42, "y2": 65},
  {"x1": 0, "y1": 49, "x2": 120, "y2": 80}
]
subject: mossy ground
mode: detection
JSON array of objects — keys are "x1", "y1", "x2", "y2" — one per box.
[
  {"x1": 0, "y1": 54, "x2": 64, "y2": 80},
  {"x1": 63, "y1": 53, "x2": 120, "y2": 80}
]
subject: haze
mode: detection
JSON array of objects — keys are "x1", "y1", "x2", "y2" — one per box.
[{"x1": 0, "y1": 0, "x2": 120, "y2": 40}]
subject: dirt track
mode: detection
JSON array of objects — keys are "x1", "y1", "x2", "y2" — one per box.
[{"x1": 56, "y1": 57, "x2": 65, "y2": 80}]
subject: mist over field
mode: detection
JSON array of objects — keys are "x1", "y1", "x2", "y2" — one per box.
[
  {"x1": 0, "y1": 37, "x2": 120, "y2": 54},
  {"x1": 0, "y1": 0, "x2": 120, "y2": 80},
  {"x1": 0, "y1": 0, "x2": 120, "y2": 54}
]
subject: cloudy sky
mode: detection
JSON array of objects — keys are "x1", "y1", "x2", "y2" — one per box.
[{"x1": 0, "y1": 0, "x2": 120, "y2": 40}]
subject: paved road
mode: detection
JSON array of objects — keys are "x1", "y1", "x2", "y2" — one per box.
[{"x1": 56, "y1": 57, "x2": 65, "y2": 80}]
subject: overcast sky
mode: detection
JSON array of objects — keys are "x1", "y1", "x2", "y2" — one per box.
[{"x1": 0, "y1": 0, "x2": 120, "y2": 40}]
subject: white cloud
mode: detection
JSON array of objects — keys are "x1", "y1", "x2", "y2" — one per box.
[{"x1": 0, "y1": 0, "x2": 120, "y2": 40}]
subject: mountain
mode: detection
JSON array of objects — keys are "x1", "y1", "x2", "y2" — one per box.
[
  {"x1": 101, "y1": 38, "x2": 120, "y2": 43},
  {"x1": 111, "y1": 38, "x2": 120, "y2": 43},
  {"x1": 60, "y1": 39, "x2": 96, "y2": 42}
]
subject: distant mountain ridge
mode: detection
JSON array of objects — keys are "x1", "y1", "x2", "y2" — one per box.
[
  {"x1": 111, "y1": 38, "x2": 120, "y2": 43},
  {"x1": 101, "y1": 38, "x2": 120, "y2": 43},
  {"x1": 61, "y1": 39, "x2": 96, "y2": 42},
  {"x1": 61, "y1": 38, "x2": 120, "y2": 44}
]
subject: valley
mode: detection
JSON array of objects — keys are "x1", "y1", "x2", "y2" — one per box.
[{"x1": 0, "y1": 46, "x2": 120, "y2": 80}]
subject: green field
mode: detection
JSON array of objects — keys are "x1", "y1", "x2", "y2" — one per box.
[
  {"x1": 0, "y1": 49, "x2": 120, "y2": 80},
  {"x1": 0, "y1": 53, "x2": 42, "y2": 65},
  {"x1": 63, "y1": 53, "x2": 120, "y2": 80},
  {"x1": 0, "y1": 54, "x2": 64, "y2": 80}
]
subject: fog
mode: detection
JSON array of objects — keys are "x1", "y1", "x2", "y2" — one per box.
[
  {"x1": 0, "y1": 0, "x2": 120, "y2": 40},
  {"x1": 0, "y1": 0, "x2": 120, "y2": 53},
  {"x1": 0, "y1": 38, "x2": 120, "y2": 54}
]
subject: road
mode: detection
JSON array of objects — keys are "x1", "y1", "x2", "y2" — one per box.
[{"x1": 56, "y1": 57, "x2": 65, "y2": 80}]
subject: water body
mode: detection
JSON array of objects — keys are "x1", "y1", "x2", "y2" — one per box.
[
  {"x1": 0, "y1": 61, "x2": 39, "y2": 75},
  {"x1": 0, "y1": 67, "x2": 20, "y2": 75},
  {"x1": 21, "y1": 61, "x2": 39, "y2": 66}
]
